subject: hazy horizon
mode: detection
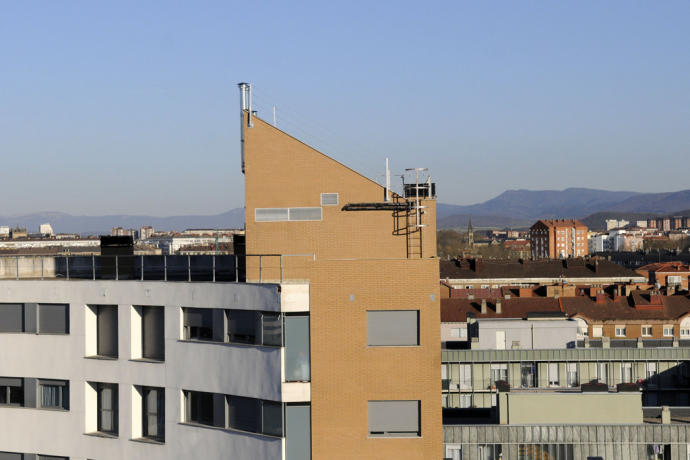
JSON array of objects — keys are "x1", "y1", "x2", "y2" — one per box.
[{"x1": 2, "y1": 1, "x2": 689, "y2": 215}]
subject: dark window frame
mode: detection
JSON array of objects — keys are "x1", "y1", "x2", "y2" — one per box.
[
  {"x1": 39, "y1": 379, "x2": 69, "y2": 410},
  {"x1": 97, "y1": 382, "x2": 118, "y2": 435},
  {"x1": 142, "y1": 386, "x2": 165, "y2": 442}
]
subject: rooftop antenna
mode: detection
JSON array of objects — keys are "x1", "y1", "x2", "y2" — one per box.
[
  {"x1": 273, "y1": 105, "x2": 277, "y2": 127},
  {"x1": 237, "y1": 82, "x2": 253, "y2": 174},
  {"x1": 385, "y1": 158, "x2": 391, "y2": 202}
]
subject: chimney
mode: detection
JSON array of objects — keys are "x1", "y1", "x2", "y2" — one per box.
[
  {"x1": 481, "y1": 299, "x2": 487, "y2": 315},
  {"x1": 596, "y1": 289, "x2": 607, "y2": 304},
  {"x1": 495, "y1": 299, "x2": 502, "y2": 315}
]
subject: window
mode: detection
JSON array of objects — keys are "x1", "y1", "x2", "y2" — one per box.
[
  {"x1": 183, "y1": 390, "x2": 284, "y2": 437},
  {"x1": 668, "y1": 275, "x2": 682, "y2": 285},
  {"x1": 592, "y1": 326, "x2": 603, "y2": 338},
  {"x1": 254, "y1": 207, "x2": 322, "y2": 222},
  {"x1": 38, "y1": 304, "x2": 69, "y2": 334},
  {"x1": 97, "y1": 383, "x2": 118, "y2": 435},
  {"x1": 548, "y1": 363, "x2": 560, "y2": 387},
  {"x1": 459, "y1": 393, "x2": 472, "y2": 408},
  {"x1": 39, "y1": 380, "x2": 68, "y2": 410},
  {"x1": 566, "y1": 363, "x2": 578, "y2": 387},
  {"x1": 621, "y1": 363, "x2": 632, "y2": 383},
  {"x1": 458, "y1": 364, "x2": 472, "y2": 389},
  {"x1": 320, "y1": 193, "x2": 339, "y2": 206},
  {"x1": 288, "y1": 207, "x2": 322, "y2": 221},
  {"x1": 284, "y1": 315, "x2": 310, "y2": 382},
  {"x1": 142, "y1": 387, "x2": 164, "y2": 442},
  {"x1": 521, "y1": 363, "x2": 536, "y2": 388},
  {"x1": 642, "y1": 325, "x2": 653, "y2": 337},
  {"x1": 478, "y1": 444, "x2": 502, "y2": 460},
  {"x1": 663, "y1": 325, "x2": 674, "y2": 337},
  {"x1": 450, "y1": 327, "x2": 467, "y2": 339},
  {"x1": 366, "y1": 310, "x2": 419, "y2": 346},
  {"x1": 615, "y1": 326, "x2": 626, "y2": 337},
  {"x1": 597, "y1": 363, "x2": 609, "y2": 384},
  {"x1": 0, "y1": 378, "x2": 23, "y2": 406},
  {"x1": 183, "y1": 307, "x2": 213, "y2": 341},
  {"x1": 681, "y1": 328, "x2": 690, "y2": 338},
  {"x1": 646, "y1": 362, "x2": 658, "y2": 380},
  {"x1": 368, "y1": 400, "x2": 420, "y2": 437},
  {"x1": 184, "y1": 390, "x2": 218, "y2": 427},
  {"x1": 518, "y1": 444, "x2": 573, "y2": 460},
  {"x1": 490, "y1": 364, "x2": 508, "y2": 385},
  {"x1": 97, "y1": 305, "x2": 118, "y2": 358},
  {"x1": 0, "y1": 304, "x2": 24, "y2": 332},
  {"x1": 224, "y1": 310, "x2": 282, "y2": 346},
  {"x1": 142, "y1": 306, "x2": 164, "y2": 361}
]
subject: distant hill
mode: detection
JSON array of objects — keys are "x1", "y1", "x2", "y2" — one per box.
[
  {"x1": 437, "y1": 188, "x2": 690, "y2": 230},
  {"x1": 0, "y1": 209, "x2": 245, "y2": 235}
]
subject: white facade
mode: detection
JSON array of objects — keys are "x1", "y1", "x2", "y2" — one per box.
[
  {"x1": 39, "y1": 223, "x2": 54, "y2": 236},
  {"x1": 145, "y1": 236, "x2": 234, "y2": 255},
  {"x1": 605, "y1": 219, "x2": 629, "y2": 231},
  {"x1": 0, "y1": 279, "x2": 310, "y2": 460}
]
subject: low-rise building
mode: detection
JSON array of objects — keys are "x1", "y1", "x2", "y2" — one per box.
[{"x1": 638, "y1": 262, "x2": 690, "y2": 291}]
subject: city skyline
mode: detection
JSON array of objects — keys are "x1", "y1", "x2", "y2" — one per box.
[{"x1": 2, "y1": 1, "x2": 689, "y2": 216}]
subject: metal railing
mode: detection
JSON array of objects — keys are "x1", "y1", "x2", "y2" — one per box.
[{"x1": 0, "y1": 253, "x2": 316, "y2": 283}]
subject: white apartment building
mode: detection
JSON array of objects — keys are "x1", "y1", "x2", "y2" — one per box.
[{"x1": 0, "y1": 256, "x2": 311, "y2": 460}]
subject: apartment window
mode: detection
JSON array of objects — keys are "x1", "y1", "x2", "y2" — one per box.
[
  {"x1": 490, "y1": 364, "x2": 508, "y2": 385},
  {"x1": 521, "y1": 363, "x2": 536, "y2": 388},
  {"x1": 615, "y1": 326, "x2": 626, "y2": 337},
  {"x1": 97, "y1": 305, "x2": 118, "y2": 358},
  {"x1": 548, "y1": 363, "x2": 559, "y2": 387},
  {"x1": 646, "y1": 362, "x2": 658, "y2": 380},
  {"x1": 38, "y1": 304, "x2": 69, "y2": 334},
  {"x1": 288, "y1": 207, "x2": 322, "y2": 221},
  {"x1": 97, "y1": 383, "x2": 118, "y2": 435},
  {"x1": 368, "y1": 400, "x2": 420, "y2": 437},
  {"x1": 597, "y1": 363, "x2": 609, "y2": 384},
  {"x1": 366, "y1": 310, "x2": 419, "y2": 346},
  {"x1": 183, "y1": 307, "x2": 213, "y2": 341},
  {"x1": 668, "y1": 275, "x2": 682, "y2": 285},
  {"x1": 459, "y1": 393, "x2": 472, "y2": 408},
  {"x1": 0, "y1": 304, "x2": 23, "y2": 332},
  {"x1": 566, "y1": 363, "x2": 578, "y2": 387},
  {"x1": 459, "y1": 364, "x2": 472, "y2": 389},
  {"x1": 518, "y1": 444, "x2": 573, "y2": 460},
  {"x1": 184, "y1": 390, "x2": 217, "y2": 427},
  {"x1": 478, "y1": 444, "x2": 502, "y2": 460},
  {"x1": 0, "y1": 378, "x2": 23, "y2": 406},
  {"x1": 592, "y1": 326, "x2": 603, "y2": 338},
  {"x1": 142, "y1": 387, "x2": 164, "y2": 442},
  {"x1": 320, "y1": 193, "x2": 339, "y2": 206},
  {"x1": 285, "y1": 315, "x2": 310, "y2": 382},
  {"x1": 450, "y1": 327, "x2": 467, "y2": 339},
  {"x1": 142, "y1": 306, "x2": 164, "y2": 361},
  {"x1": 621, "y1": 362, "x2": 633, "y2": 383},
  {"x1": 681, "y1": 328, "x2": 690, "y2": 338},
  {"x1": 642, "y1": 325, "x2": 653, "y2": 337},
  {"x1": 663, "y1": 325, "x2": 674, "y2": 337},
  {"x1": 39, "y1": 380, "x2": 69, "y2": 410}
]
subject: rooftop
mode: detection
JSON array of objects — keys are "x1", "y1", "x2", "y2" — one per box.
[
  {"x1": 440, "y1": 257, "x2": 642, "y2": 280},
  {"x1": 442, "y1": 292, "x2": 690, "y2": 322}
]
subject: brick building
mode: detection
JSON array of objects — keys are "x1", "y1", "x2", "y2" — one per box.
[{"x1": 530, "y1": 219, "x2": 588, "y2": 259}]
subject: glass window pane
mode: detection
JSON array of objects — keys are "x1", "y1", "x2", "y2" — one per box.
[
  {"x1": 262, "y1": 401, "x2": 283, "y2": 436},
  {"x1": 285, "y1": 316, "x2": 310, "y2": 382},
  {"x1": 228, "y1": 310, "x2": 259, "y2": 344},
  {"x1": 262, "y1": 313, "x2": 282, "y2": 346}
]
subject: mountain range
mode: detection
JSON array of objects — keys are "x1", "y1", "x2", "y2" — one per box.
[
  {"x1": 3, "y1": 188, "x2": 690, "y2": 234},
  {"x1": 437, "y1": 188, "x2": 690, "y2": 230}
]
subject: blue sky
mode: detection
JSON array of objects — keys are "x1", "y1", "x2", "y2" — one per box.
[{"x1": 1, "y1": 1, "x2": 689, "y2": 216}]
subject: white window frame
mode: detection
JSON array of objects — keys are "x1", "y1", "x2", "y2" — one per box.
[
  {"x1": 548, "y1": 363, "x2": 560, "y2": 387},
  {"x1": 615, "y1": 326, "x2": 626, "y2": 337},
  {"x1": 642, "y1": 325, "x2": 652, "y2": 337},
  {"x1": 681, "y1": 328, "x2": 690, "y2": 338},
  {"x1": 663, "y1": 325, "x2": 674, "y2": 337},
  {"x1": 592, "y1": 326, "x2": 603, "y2": 338},
  {"x1": 621, "y1": 362, "x2": 633, "y2": 383},
  {"x1": 320, "y1": 193, "x2": 339, "y2": 206}
]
